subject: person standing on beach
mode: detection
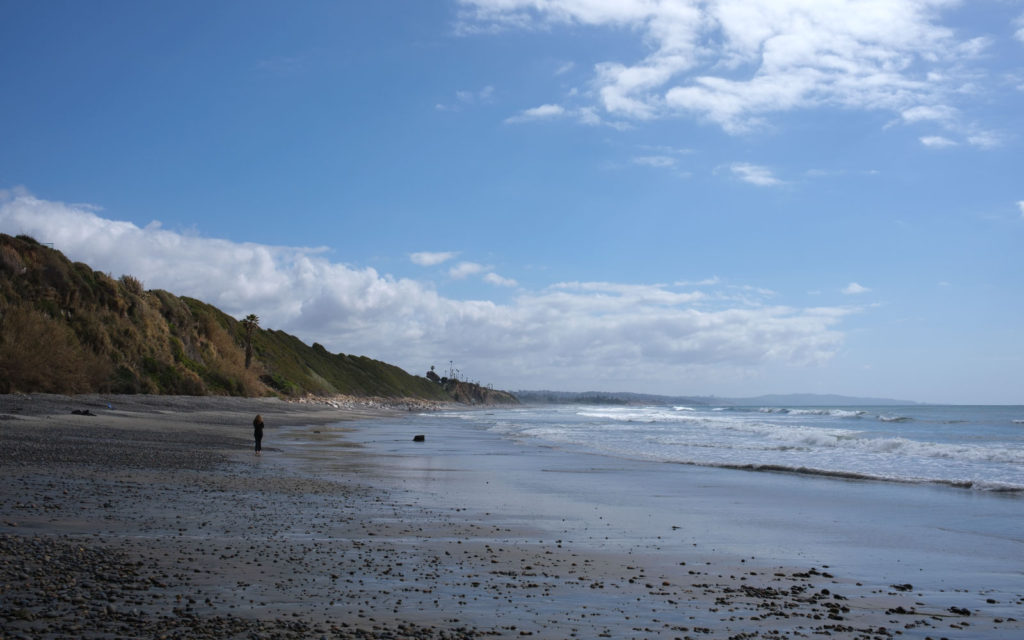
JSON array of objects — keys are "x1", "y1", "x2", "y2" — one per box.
[{"x1": 253, "y1": 414, "x2": 264, "y2": 455}]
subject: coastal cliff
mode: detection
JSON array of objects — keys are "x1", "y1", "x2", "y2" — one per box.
[
  {"x1": 0, "y1": 233, "x2": 514, "y2": 404},
  {"x1": 442, "y1": 379, "x2": 518, "y2": 406}
]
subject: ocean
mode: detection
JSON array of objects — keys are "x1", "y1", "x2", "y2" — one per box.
[
  {"x1": 279, "y1": 401, "x2": 1024, "y2": 632},
  {"x1": 460, "y1": 403, "x2": 1024, "y2": 492}
]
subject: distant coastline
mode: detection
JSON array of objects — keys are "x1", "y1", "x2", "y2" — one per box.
[{"x1": 515, "y1": 390, "x2": 920, "y2": 406}]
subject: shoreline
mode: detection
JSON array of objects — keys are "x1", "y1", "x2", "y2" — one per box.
[
  {"x1": 1, "y1": 395, "x2": 1021, "y2": 638},
  {"x1": 0, "y1": 391, "x2": 454, "y2": 419}
]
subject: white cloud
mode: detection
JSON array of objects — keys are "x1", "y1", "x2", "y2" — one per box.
[
  {"x1": 460, "y1": 0, "x2": 993, "y2": 135},
  {"x1": 1017, "y1": 200, "x2": 1024, "y2": 219},
  {"x1": 843, "y1": 282, "x2": 871, "y2": 295},
  {"x1": 462, "y1": 85, "x2": 495, "y2": 103},
  {"x1": 437, "y1": 85, "x2": 496, "y2": 111},
  {"x1": 920, "y1": 135, "x2": 957, "y2": 148},
  {"x1": 1015, "y1": 13, "x2": 1024, "y2": 45},
  {"x1": 632, "y1": 155, "x2": 676, "y2": 168},
  {"x1": 638, "y1": 144, "x2": 694, "y2": 156},
  {"x1": 552, "y1": 281, "x2": 706, "y2": 306},
  {"x1": 901, "y1": 105, "x2": 957, "y2": 124},
  {"x1": 0, "y1": 191, "x2": 857, "y2": 393},
  {"x1": 449, "y1": 261, "x2": 488, "y2": 279},
  {"x1": 730, "y1": 162, "x2": 782, "y2": 186},
  {"x1": 966, "y1": 131, "x2": 1002, "y2": 149},
  {"x1": 411, "y1": 251, "x2": 457, "y2": 266},
  {"x1": 484, "y1": 272, "x2": 518, "y2": 287},
  {"x1": 504, "y1": 103, "x2": 567, "y2": 123},
  {"x1": 505, "y1": 103, "x2": 619, "y2": 127},
  {"x1": 675, "y1": 276, "x2": 721, "y2": 287},
  {"x1": 555, "y1": 61, "x2": 575, "y2": 75}
]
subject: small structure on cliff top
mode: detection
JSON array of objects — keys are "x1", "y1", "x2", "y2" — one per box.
[{"x1": 424, "y1": 363, "x2": 518, "y2": 406}]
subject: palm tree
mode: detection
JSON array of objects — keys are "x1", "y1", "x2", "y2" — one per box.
[{"x1": 241, "y1": 314, "x2": 259, "y2": 369}]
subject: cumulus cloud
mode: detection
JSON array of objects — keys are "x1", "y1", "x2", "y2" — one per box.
[
  {"x1": 411, "y1": 251, "x2": 457, "y2": 266},
  {"x1": 460, "y1": 0, "x2": 993, "y2": 135},
  {"x1": 730, "y1": 163, "x2": 782, "y2": 186},
  {"x1": 843, "y1": 282, "x2": 871, "y2": 295},
  {"x1": 0, "y1": 191, "x2": 857, "y2": 392}
]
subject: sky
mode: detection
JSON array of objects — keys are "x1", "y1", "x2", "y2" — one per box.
[{"x1": 1, "y1": 0, "x2": 1022, "y2": 404}]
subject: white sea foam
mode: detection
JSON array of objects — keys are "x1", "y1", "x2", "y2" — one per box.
[
  {"x1": 754, "y1": 407, "x2": 866, "y2": 418},
  {"x1": 576, "y1": 408, "x2": 704, "y2": 424},
  {"x1": 485, "y1": 404, "x2": 1024, "y2": 492},
  {"x1": 879, "y1": 414, "x2": 912, "y2": 423}
]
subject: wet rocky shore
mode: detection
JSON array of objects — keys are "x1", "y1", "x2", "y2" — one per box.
[
  {"x1": 1, "y1": 394, "x2": 1020, "y2": 639},
  {"x1": 0, "y1": 395, "x2": 485, "y2": 639}
]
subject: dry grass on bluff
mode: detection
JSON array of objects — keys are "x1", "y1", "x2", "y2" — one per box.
[{"x1": 0, "y1": 234, "x2": 457, "y2": 401}]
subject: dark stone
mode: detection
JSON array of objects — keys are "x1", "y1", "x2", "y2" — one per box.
[{"x1": 413, "y1": 435, "x2": 425, "y2": 442}]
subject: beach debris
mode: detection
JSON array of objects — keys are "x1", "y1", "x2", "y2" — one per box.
[
  {"x1": 70, "y1": 409, "x2": 96, "y2": 416},
  {"x1": 413, "y1": 434, "x2": 426, "y2": 442},
  {"x1": 890, "y1": 583, "x2": 914, "y2": 591},
  {"x1": 885, "y1": 605, "x2": 917, "y2": 615}
]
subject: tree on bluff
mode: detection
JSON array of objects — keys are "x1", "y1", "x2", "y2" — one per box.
[{"x1": 241, "y1": 314, "x2": 260, "y2": 369}]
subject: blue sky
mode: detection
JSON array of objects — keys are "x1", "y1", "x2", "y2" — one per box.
[{"x1": 2, "y1": 0, "x2": 1022, "y2": 403}]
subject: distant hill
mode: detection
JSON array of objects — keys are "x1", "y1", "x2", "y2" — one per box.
[
  {"x1": 719, "y1": 393, "x2": 918, "y2": 407},
  {"x1": 515, "y1": 390, "x2": 709, "y2": 406},
  {"x1": 516, "y1": 390, "x2": 918, "y2": 407},
  {"x1": 0, "y1": 233, "x2": 516, "y2": 404}
]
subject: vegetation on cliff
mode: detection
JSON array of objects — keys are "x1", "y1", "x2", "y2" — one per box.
[
  {"x1": 0, "y1": 233, "x2": 510, "y2": 403},
  {"x1": 424, "y1": 363, "x2": 517, "y2": 405}
]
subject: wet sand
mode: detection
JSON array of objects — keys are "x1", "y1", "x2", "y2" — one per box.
[{"x1": 1, "y1": 394, "x2": 1021, "y2": 639}]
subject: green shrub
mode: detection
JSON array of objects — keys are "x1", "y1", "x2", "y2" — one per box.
[
  {"x1": 119, "y1": 274, "x2": 145, "y2": 296},
  {"x1": 0, "y1": 304, "x2": 110, "y2": 393}
]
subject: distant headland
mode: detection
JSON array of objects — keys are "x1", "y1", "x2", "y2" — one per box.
[{"x1": 515, "y1": 390, "x2": 919, "y2": 407}]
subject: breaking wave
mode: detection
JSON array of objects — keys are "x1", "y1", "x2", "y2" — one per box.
[{"x1": 489, "y1": 404, "x2": 1024, "y2": 493}]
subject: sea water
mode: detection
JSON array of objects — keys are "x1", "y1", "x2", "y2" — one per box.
[
  {"x1": 463, "y1": 403, "x2": 1024, "y2": 492},
  {"x1": 406, "y1": 403, "x2": 1024, "y2": 593},
  {"x1": 292, "y1": 402, "x2": 1024, "y2": 606}
]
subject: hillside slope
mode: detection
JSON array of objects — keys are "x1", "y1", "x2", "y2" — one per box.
[{"x1": 0, "y1": 233, "x2": 511, "y2": 403}]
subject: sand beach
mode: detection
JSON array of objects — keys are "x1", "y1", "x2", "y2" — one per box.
[{"x1": 1, "y1": 395, "x2": 1021, "y2": 639}]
